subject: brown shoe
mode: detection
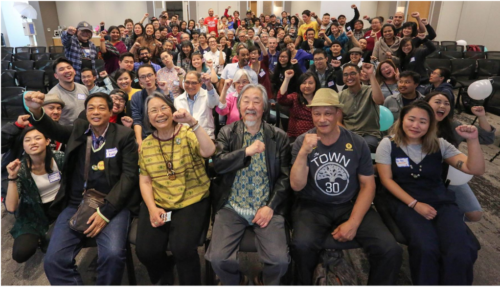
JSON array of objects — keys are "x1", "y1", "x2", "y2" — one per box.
[
  {"x1": 240, "y1": 272, "x2": 249, "y2": 285},
  {"x1": 253, "y1": 272, "x2": 264, "y2": 285}
]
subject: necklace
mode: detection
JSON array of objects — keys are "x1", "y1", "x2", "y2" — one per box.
[
  {"x1": 405, "y1": 145, "x2": 423, "y2": 179},
  {"x1": 156, "y1": 128, "x2": 176, "y2": 180}
]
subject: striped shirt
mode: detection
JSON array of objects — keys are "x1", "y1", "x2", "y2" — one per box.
[{"x1": 139, "y1": 125, "x2": 210, "y2": 209}]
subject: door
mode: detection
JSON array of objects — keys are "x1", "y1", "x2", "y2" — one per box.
[
  {"x1": 166, "y1": 1, "x2": 184, "y2": 21},
  {"x1": 406, "y1": 1, "x2": 431, "y2": 23},
  {"x1": 250, "y1": 1, "x2": 257, "y2": 15},
  {"x1": 196, "y1": 2, "x2": 239, "y2": 21}
]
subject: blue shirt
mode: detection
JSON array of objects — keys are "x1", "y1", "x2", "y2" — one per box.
[
  {"x1": 134, "y1": 61, "x2": 161, "y2": 73},
  {"x1": 268, "y1": 49, "x2": 280, "y2": 72}
]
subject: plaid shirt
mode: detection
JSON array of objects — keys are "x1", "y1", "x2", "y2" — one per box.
[{"x1": 61, "y1": 30, "x2": 97, "y2": 83}]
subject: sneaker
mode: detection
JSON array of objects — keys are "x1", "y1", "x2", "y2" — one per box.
[{"x1": 253, "y1": 272, "x2": 263, "y2": 285}]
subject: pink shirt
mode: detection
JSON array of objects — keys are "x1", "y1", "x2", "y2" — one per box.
[{"x1": 215, "y1": 92, "x2": 240, "y2": 125}]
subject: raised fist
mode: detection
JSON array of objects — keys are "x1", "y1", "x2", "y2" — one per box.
[
  {"x1": 224, "y1": 78, "x2": 234, "y2": 88},
  {"x1": 100, "y1": 30, "x2": 107, "y2": 38},
  {"x1": 16, "y1": 115, "x2": 30, "y2": 127},
  {"x1": 421, "y1": 18, "x2": 428, "y2": 26},
  {"x1": 67, "y1": 26, "x2": 77, "y2": 35},
  {"x1": 301, "y1": 133, "x2": 321, "y2": 154},
  {"x1": 290, "y1": 59, "x2": 298, "y2": 65},
  {"x1": 471, "y1": 106, "x2": 486, "y2": 117},
  {"x1": 351, "y1": 4, "x2": 357, "y2": 9},
  {"x1": 346, "y1": 31, "x2": 353, "y2": 37},
  {"x1": 99, "y1": 70, "x2": 108, "y2": 79},
  {"x1": 157, "y1": 81, "x2": 168, "y2": 91},
  {"x1": 144, "y1": 13, "x2": 149, "y2": 18},
  {"x1": 253, "y1": 36, "x2": 260, "y2": 43},
  {"x1": 121, "y1": 116, "x2": 133, "y2": 128},
  {"x1": 6, "y1": 159, "x2": 21, "y2": 179},
  {"x1": 363, "y1": 15, "x2": 369, "y2": 20},
  {"x1": 246, "y1": 140, "x2": 265, "y2": 157},
  {"x1": 411, "y1": 12, "x2": 420, "y2": 18},
  {"x1": 417, "y1": 33, "x2": 426, "y2": 39},
  {"x1": 362, "y1": 63, "x2": 375, "y2": 75},
  {"x1": 24, "y1": 91, "x2": 45, "y2": 110},
  {"x1": 284, "y1": 69, "x2": 294, "y2": 79}
]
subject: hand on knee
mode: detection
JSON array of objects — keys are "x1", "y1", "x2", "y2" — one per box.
[{"x1": 465, "y1": 211, "x2": 483, "y2": 222}]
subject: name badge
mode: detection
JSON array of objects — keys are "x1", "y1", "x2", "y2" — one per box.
[
  {"x1": 48, "y1": 172, "x2": 61, "y2": 183},
  {"x1": 134, "y1": 78, "x2": 139, "y2": 83},
  {"x1": 259, "y1": 70, "x2": 266, "y2": 77},
  {"x1": 365, "y1": 36, "x2": 370, "y2": 39},
  {"x1": 361, "y1": 58, "x2": 364, "y2": 62},
  {"x1": 336, "y1": 56, "x2": 342, "y2": 60},
  {"x1": 161, "y1": 211, "x2": 172, "y2": 222},
  {"x1": 106, "y1": 147, "x2": 118, "y2": 158},
  {"x1": 77, "y1": 94, "x2": 86, "y2": 100},
  {"x1": 328, "y1": 81, "x2": 334, "y2": 87},
  {"x1": 396, "y1": 158, "x2": 410, "y2": 168},
  {"x1": 410, "y1": 57, "x2": 416, "y2": 62},
  {"x1": 173, "y1": 80, "x2": 179, "y2": 86},
  {"x1": 274, "y1": 62, "x2": 277, "y2": 65}
]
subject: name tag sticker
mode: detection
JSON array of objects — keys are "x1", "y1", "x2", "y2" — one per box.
[
  {"x1": 161, "y1": 211, "x2": 172, "y2": 222},
  {"x1": 173, "y1": 80, "x2": 179, "y2": 86},
  {"x1": 410, "y1": 57, "x2": 416, "y2": 62},
  {"x1": 396, "y1": 158, "x2": 410, "y2": 168},
  {"x1": 48, "y1": 172, "x2": 61, "y2": 183},
  {"x1": 365, "y1": 36, "x2": 370, "y2": 39},
  {"x1": 328, "y1": 81, "x2": 334, "y2": 87},
  {"x1": 77, "y1": 94, "x2": 86, "y2": 100},
  {"x1": 134, "y1": 78, "x2": 139, "y2": 83},
  {"x1": 259, "y1": 70, "x2": 266, "y2": 77},
  {"x1": 106, "y1": 148, "x2": 118, "y2": 158},
  {"x1": 274, "y1": 62, "x2": 277, "y2": 65},
  {"x1": 337, "y1": 56, "x2": 342, "y2": 60}
]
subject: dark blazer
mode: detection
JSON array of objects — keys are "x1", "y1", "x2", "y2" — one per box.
[
  {"x1": 28, "y1": 113, "x2": 140, "y2": 219},
  {"x1": 212, "y1": 121, "x2": 291, "y2": 216}
]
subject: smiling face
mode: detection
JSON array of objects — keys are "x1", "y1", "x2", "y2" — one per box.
[
  {"x1": 154, "y1": 30, "x2": 161, "y2": 40},
  {"x1": 330, "y1": 25, "x2": 339, "y2": 34},
  {"x1": 354, "y1": 21, "x2": 363, "y2": 31},
  {"x1": 249, "y1": 49, "x2": 260, "y2": 63},
  {"x1": 134, "y1": 24, "x2": 143, "y2": 36},
  {"x1": 139, "y1": 49, "x2": 151, "y2": 63},
  {"x1": 380, "y1": 62, "x2": 395, "y2": 79},
  {"x1": 312, "y1": 106, "x2": 339, "y2": 135},
  {"x1": 393, "y1": 12, "x2": 404, "y2": 26},
  {"x1": 278, "y1": 51, "x2": 289, "y2": 66},
  {"x1": 145, "y1": 24, "x2": 154, "y2": 36},
  {"x1": 161, "y1": 51, "x2": 173, "y2": 66},
  {"x1": 402, "y1": 41, "x2": 413, "y2": 54},
  {"x1": 371, "y1": 19, "x2": 381, "y2": 31},
  {"x1": 358, "y1": 39, "x2": 367, "y2": 50},
  {"x1": 402, "y1": 27, "x2": 412, "y2": 37},
  {"x1": 77, "y1": 29, "x2": 92, "y2": 42},
  {"x1": 350, "y1": 52, "x2": 362, "y2": 63},
  {"x1": 383, "y1": 26, "x2": 394, "y2": 40},
  {"x1": 23, "y1": 129, "x2": 50, "y2": 156},
  {"x1": 239, "y1": 87, "x2": 265, "y2": 127},
  {"x1": 81, "y1": 70, "x2": 95, "y2": 88},
  {"x1": 119, "y1": 56, "x2": 134, "y2": 71},
  {"x1": 54, "y1": 61, "x2": 75, "y2": 84},
  {"x1": 44, "y1": 103, "x2": 63, "y2": 122},
  {"x1": 402, "y1": 107, "x2": 430, "y2": 142},
  {"x1": 342, "y1": 66, "x2": 360, "y2": 87},
  {"x1": 191, "y1": 54, "x2": 203, "y2": 69},
  {"x1": 110, "y1": 93, "x2": 126, "y2": 114},
  {"x1": 300, "y1": 76, "x2": 316, "y2": 96},
  {"x1": 322, "y1": 15, "x2": 331, "y2": 26},
  {"x1": 234, "y1": 75, "x2": 250, "y2": 94},
  {"x1": 86, "y1": 97, "x2": 112, "y2": 128},
  {"x1": 184, "y1": 73, "x2": 201, "y2": 96},
  {"x1": 398, "y1": 76, "x2": 418, "y2": 95},
  {"x1": 331, "y1": 44, "x2": 342, "y2": 55},
  {"x1": 428, "y1": 94, "x2": 451, "y2": 122},
  {"x1": 117, "y1": 72, "x2": 132, "y2": 90},
  {"x1": 238, "y1": 48, "x2": 250, "y2": 66},
  {"x1": 138, "y1": 67, "x2": 157, "y2": 90},
  {"x1": 126, "y1": 22, "x2": 134, "y2": 32},
  {"x1": 313, "y1": 53, "x2": 327, "y2": 70},
  {"x1": 148, "y1": 97, "x2": 174, "y2": 131}
]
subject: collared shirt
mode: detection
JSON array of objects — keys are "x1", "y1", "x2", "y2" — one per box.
[
  {"x1": 156, "y1": 65, "x2": 187, "y2": 98},
  {"x1": 84, "y1": 123, "x2": 110, "y2": 150},
  {"x1": 186, "y1": 92, "x2": 199, "y2": 115},
  {"x1": 268, "y1": 49, "x2": 280, "y2": 72},
  {"x1": 316, "y1": 68, "x2": 328, "y2": 88},
  {"x1": 134, "y1": 61, "x2": 161, "y2": 73},
  {"x1": 228, "y1": 125, "x2": 270, "y2": 224},
  {"x1": 220, "y1": 63, "x2": 259, "y2": 94}
]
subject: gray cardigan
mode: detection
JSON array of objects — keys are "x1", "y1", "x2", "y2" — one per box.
[{"x1": 383, "y1": 91, "x2": 425, "y2": 120}]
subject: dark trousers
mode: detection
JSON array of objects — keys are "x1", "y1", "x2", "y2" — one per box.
[
  {"x1": 43, "y1": 206, "x2": 131, "y2": 285},
  {"x1": 291, "y1": 200, "x2": 402, "y2": 285},
  {"x1": 12, "y1": 233, "x2": 40, "y2": 263},
  {"x1": 135, "y1": 197, "x2": 210, "y2": 285},
  {"x1": 362, "y1": 134, "x2": 380, "y2": 153},
  {"x1": 393, "y1": 202, "x2": 477, "y2": 285}
]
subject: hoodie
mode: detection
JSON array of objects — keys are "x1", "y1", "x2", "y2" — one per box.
[
  {"x1": 373, "y1": 37, "x2": 402, "y2": 62},
  {"x1": 383, "y1": 91, "x2": 425, "y2": 120},
  {"x1": 423, "y1": 82, "x2": 455, "y2": 107}
]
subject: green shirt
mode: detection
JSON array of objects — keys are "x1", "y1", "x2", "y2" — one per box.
[
  {"x1": 228, "y1": 126, "x2": 270, "y2": 224},
  {"x1": 339, "y1": 85, "x2": 381, "y2": 138}
]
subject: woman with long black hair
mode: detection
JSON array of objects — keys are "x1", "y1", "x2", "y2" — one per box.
[
  {"x1": 125, "y1": 23, "x2": 144, "y2": 51},
  {"x1": 130, "y1": 23, "x2": 163, "y2": 63},
  {"x1": 5, "y1": 127, "x2": 64, "y2": 263},
  {"x1": 176, "y1": 40, "x2": 194, "y2": 72}
]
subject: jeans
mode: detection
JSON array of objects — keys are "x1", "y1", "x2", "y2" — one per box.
[
  {"x1": 449, "y1": 183, "x2": 482, "y2": 213},
  {"x1": 44, "y1": 205, "x2": 131, "y2": 285}
]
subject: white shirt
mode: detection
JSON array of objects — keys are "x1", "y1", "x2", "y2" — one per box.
[
  {"x1": 174, "y1": 87, "x2": 220, "y2": 139},
  {"x1": 220, "y1": 63, "x2": 259, "y2": 94},
  {"x1": 203, "y1": 50, "x2": 226, "y2": 75},
  {"x1": 31, "y1": 159, "x2": 61, "y2": 204}
]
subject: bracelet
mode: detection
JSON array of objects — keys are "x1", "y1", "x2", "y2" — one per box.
[
  {"x1": 412, "y1": 201, "x2": 418, "y2": 209},
  {"x1": 189, "y1": 120, "x2": 199, "y2": 129},
  {"x1": 192, "y1": 123, "x2": 201, "y2": 132},
  {"x1": 408, "y1": 199, "x2": 417, "y2": 208},
  {"x1": 8, "y1": 177, "x2": 18, "y2": 181},
  {"x1": 100, "y1": 38, "x2": 105, "y2": 42}
]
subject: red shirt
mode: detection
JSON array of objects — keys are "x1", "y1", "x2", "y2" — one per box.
[
  {"x1": 363, "y1": 30, "x2": 382, "y2": 51},
  {"x1": 277, "y1": 90, "x2": 315, "y2": 138},
  {"x1": 204, "y1": 17, "x2": 219, "y2": 36},
  {"x1": 109, "y1": 115, "x2": 118, "y2": 123},
  {"x1": 167, "y1": 32, "x2": 181, "y2": 44}
]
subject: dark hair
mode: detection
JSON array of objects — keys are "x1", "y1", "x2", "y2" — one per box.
[
  {"x1": 381, "y1": 24, "x2": 396, "y2": 38},
  {"x1": 160, "y1": 49, "x2": 174, "y2": 58},
  {"x1": 179, "y1": 40, "x2": 194, "y2": 60},
  {"x1": 114, "y1": 69, "x2": 134, "y2": 83},
  {"x1": 109, "y1": 88, "x2": 128, "y2": 103},
  {"x1": 144, "y1": 23, "x2": 155, "y2": 39},
  {"x1": 52, "y1": 57, "x2": 73, "y2": 71},
  {"x1": 180, "y1": 21, "x2": 187, "y2": 30},
  {"x1": 171, "y1": 24, "x2": 179, "y2": 30},
  {"x1": 124, "y1": 19, "x2": 134, "y2": 26},
  {"x1": 402, "y1": 21, "x2": 418, "y2": 37},
  {"x1": 159, "y1": 26, "x2": 167, "y2": 32},
  {"x1": 107, "y1": 25, "x2": 120, "y2": 36},
  {"x1": 119, "y1": 52, "x2": 134, "y2": 62},
  {"x1": 137, "y1": 64, "x2": 156, "y2": 77},
  {"x1": 338, "y1": 14, "x2": 346, "y2": 20},
  {"x1": 302, "y1": 10, "x2": 311, "y2": 17},
  {"x1": 397, "y1": 37, "x2": 416, "y2": 64},
  {"x1": 199, "y1": 33, "x2": 208, "y2": 40},
  {"x1": 297, "y1": 72, "x2": 321, "y2": 105},
  {"x1": 400, "y1": 70, "x2": 421, "y2": 84},
  {"x1": 81, "y1": 67, "x2": 96, "y2": 77},
  {"x1": 248, "y1": 45, "x2": 260, "y2": 55},
  {"x1": 306, "y1": 28, "x2": 315, "y2": 35},
  {"x1": 313, "y1": 49, "x2": 328, "y2": 58},
  {"x1": 84, "y1": 92, "x2": 113, "y2": 111},
  {"x1": 21, "y1": 127, "x2": 54, "y2": 174},
  {"x1": 343, "y1": 63, "x2": 361, "y2": 73},
  {"x1": 189, "y1": 51, "x2": 208, "y2": 72},
  {"x1": 143, "y1": 92, "x2": 178, "y2": 132},
  {"x1": 291, "y1": 16, "x2": 299, "y2": 26},
  {"x1": 434, "y1": 67, "x2": 456, "y2": 86},
  {"x1": 131, "y1": 23, "x2": 144, "y2": 42},
  {"x1": 138, "y1": 46, "x2": 151, "y2": 54},
  {"x1": 323, "y1": 13, "x2": 331, "y2": 17},
  {"x1": 117, "y1": 25, "x2": 125, "y2": 30},
  {"x1": 424, "y1": 91, "x2": 457, "y2": 146}
]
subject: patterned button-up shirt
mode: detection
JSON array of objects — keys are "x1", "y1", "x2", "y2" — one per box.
[
  {"x1": 61, "y1": 31, "x2": 97, "y2": 83},
  {"x1": 156, "y1": 66, "x2": 187, "y2": 98},
  {"x1": 228, "y1": 126, "x2": 269, "y2": 224}
]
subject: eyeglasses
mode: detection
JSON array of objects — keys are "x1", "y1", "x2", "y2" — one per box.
[
  {"x1": 111, "y1": 96, "x2": 126, "y2": 104},
  {"x1": 313, "y1": 57, "x2": 326, "y2": 61},
  {"x1": 342, "y1": 72, "x2": 358, "y2": 78},
  {"x1": 139, "y1": 73, "x2": 155, "y2": 80},
  {"x1": 148, "y1": 105, "x2": 170, "y2": 115},
  {"x1": 184, "y1": 81, "x2": 200, "y2": 86}
]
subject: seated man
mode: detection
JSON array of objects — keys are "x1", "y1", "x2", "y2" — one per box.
[
  {"x1": 23, "y1": 91, "x2": 140, "y2": 285},
  {"x1": 48, "y1": 57, "x2": 89, "y2": 126},
  {"x1": 308, "y1": 49, "x2": 343, "y2": 92},
  {"x1": 339, "y1": 63, "x2": 384, "y2": 152},
  {"x1": 221, "y1": 46, "x2": 258, "y2": 94},
  {"x1": 107, "y1": 52, "x2": 141, "y2": 90},
  {"x1": 174, "y1": 71, "x2": 220, "y2": 140},
  {"x1": 133, "y1": 47, "x2": 161, "y2": 73},
  {"x1": 290, "y1": 88, "x2": 402, "y2": 285},
  {"x1": 384, "y1": 71, "x2": 424, "y2": 120},
  {"x1": 81, "y1": 68, "x2": 113, "y2": 94},
  {"x1": 205, "y1": 84, "x2": 291, "y2": 285}
]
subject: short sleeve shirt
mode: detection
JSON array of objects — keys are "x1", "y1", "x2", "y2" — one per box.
[
  {"x1": 204, "y1": 17, "x2": 219, "y2": 36},
  {"x1": 292, "y1": 127, "x2": 374, "y2": 204},
  {"x1": 339, "y1": 85, "x2": 381, "y2": 138},
  {"x1": 297, "y1": 21, "x2": 320, "y2": 40}
]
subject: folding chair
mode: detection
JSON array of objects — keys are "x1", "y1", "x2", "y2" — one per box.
[
  {"x1": 1, "y1": 87, "x2": 26, "y2": 119},
  {"x1": 477, "y1": 59, "x2": 500, "y2": 79},
  {"x1": 17, "y1": 70, "x2": 46, "y2": 92},
  {"x1": 425, "y1": 58, "x2": 450, "y2": 76},
  {"x1": 1, "y1": 60, "x2": 11, "y2": 71},
  {"x1": 95, "y1": 59, "x2": 105, "y2": 71},
  {"x1": 464, "y1": 51, "x2": 485, "y2": 60},
  {"x1": 446, "y1": 45, "x2": 464, "y2": 52},
  {"x1": 12, "y1": 60, "x2": 34, "y2": 72},
  {"x1": 49, "y1": 46, "x2": 64, "y2": 53},
  {"x1": 30, "y1": 46, "x2": 47, "y2": 54},
  {"x1": 1, "y1": 69, "x2": 17, "y2": 87},
  {"x1": 15, "y1": 47, "x2": 30, "y2": 54},
  {"x1": 1, "y1": 46, "x2": 14, "y2": 55},
  {"x1": 440, "y1": 41, "x2": 457, "y2": 47},
  {"x1": 440, "y1": 51, "x2": 463, "y2": 60},
  {"x1": 14, "y1": 52, "x2": 31, "y2": 61},
  {"x1": 451, "y1": 58, "x2": 477, "y2": 111},
  {"x1": 50, "y1": 53, "x2": 65, "y2": 60},
  {"x1": 2, "y1": 52, "x2": 13, "y2": 61},
  {"x1": 31, "y1": 53, "x2": 51, "y2": 61},
  {"x1": 486, "y1": 51, "x2": 500, "y2": 60}
]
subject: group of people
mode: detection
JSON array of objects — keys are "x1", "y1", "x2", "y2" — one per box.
[{"x1": 1, "y1": 4, "x2": 497, "y2": 287}]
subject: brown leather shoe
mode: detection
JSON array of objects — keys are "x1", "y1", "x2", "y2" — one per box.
[{"x1": 253, "y1": 272, "x2": 264, "y2": 285}]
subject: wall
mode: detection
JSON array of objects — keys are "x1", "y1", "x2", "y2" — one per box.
[
  {"x1": 455, "y1": 1, "x2": 500, "y2": 50},
  {"x1": 55, "y1": 1, "x2": 148, "y2": 30},
  {"x1": 435, "y1": 1, "x2": 462, "y2": 42},
  {"x1": 1, "y1": 1, "x2": 32, "y2": 47},
  {"x1": 291, "y1": 1, "x2": 321, "y2": 18},
  {"x1": 37, "y1": 1, "x2": 59, "y2": 47},
  {"x1": 195, "y1": 1, "x2": 240, "y2": 22}
]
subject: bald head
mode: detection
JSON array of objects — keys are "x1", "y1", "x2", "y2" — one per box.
[{"x1": 393, "y1": 12, "x2": 404, "y2": 27}]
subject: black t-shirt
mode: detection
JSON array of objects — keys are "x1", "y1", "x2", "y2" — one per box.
[
  {"x1": 80, "y1": 41, "x2": 93, "y2": 70},
  {"x1": 402, "y1": 96, "x2": 418, "y2": 107},
  {"x1": 292, "y1": 127, "x2": 374, "y2": 204}
]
